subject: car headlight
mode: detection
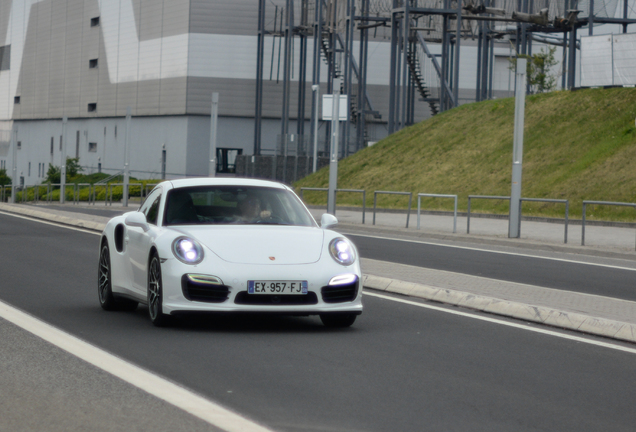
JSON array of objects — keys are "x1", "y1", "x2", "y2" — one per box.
[
  {"x1": 172, "y1": 237, "x2": 204, "y2": 265},
  {"x1": 329, "y1": 237, "x2": 356, "y2": 266}
]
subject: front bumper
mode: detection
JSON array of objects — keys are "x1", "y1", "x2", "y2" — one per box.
[{"x1": 159, "y1": 257, "x2": 363, "y2": 315}]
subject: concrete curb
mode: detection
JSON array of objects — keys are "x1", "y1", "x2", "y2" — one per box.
[
  {"x1": 363, "y1": 274, "x2": 636, "y2": 344},
  {"x1": 0, "y1": 203, "x2": 107, "y2": 233}
]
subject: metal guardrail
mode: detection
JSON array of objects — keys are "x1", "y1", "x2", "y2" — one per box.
[
  {"x1": 73, "y1": 183, "x2": 92, "y2": 205},
  {"x1": 373, "y1": 191, "x2": 413, "y2": 228},
  {"x1": 107, "y1": 183, "x2": 143, "y2": 206},
  {"x1": 519, "y1": 198, "x2": 569, "y2": 244},
  {"x1": 582, "y1": 200, "x2": 636, "y2": 249},
  {"x1": 417, "y1": 193, "x2": 458, "y2": 233},
  {"x1": 336, "y1": 189, "x2": 366, "y2": 224},
  {"x1": 299, "y1": 187, "x2": 366, "y2": 223},
  {"x1": 467, "y1": 195, "x2": 510, "y2": 234}
]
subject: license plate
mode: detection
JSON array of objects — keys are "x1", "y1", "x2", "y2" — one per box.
[{"x1": 248, "y1": 280, "x2": 308, "y2": 295}]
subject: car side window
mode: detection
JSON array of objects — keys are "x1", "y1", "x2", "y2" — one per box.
[
  {"x1": 145, "y1": 196, "x2": 161, "y2": 225},
  {"x1": 140, "y1": 188, "x2": 162, "y2": 225}
]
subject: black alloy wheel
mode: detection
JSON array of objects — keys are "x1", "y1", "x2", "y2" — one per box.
[
  {"x1": 319, "y1": 313, "x2": 357, "y2": 328},
  {"x1": 148, "y1": 253, "x2": 170, "y2": 326},
  {"x1": 98, "y1": 241, "x2": 138, "y2": 312}
]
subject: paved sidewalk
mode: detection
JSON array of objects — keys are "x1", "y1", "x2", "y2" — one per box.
[{"x1": 2, "y1": 202, "x2": 636, "y2": 344}]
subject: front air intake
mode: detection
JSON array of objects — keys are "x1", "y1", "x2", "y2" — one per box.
[
  {"x1": 321, "y1": 281, "x2": 359, "y2": 303},
  {"x1": 181, "y1": 275, "x2": 230, "y2": 303}
]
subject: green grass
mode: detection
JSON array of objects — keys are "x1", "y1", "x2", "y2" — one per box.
[{"x1": 295, "y1": 88, "x2": 636, "y2": 222}]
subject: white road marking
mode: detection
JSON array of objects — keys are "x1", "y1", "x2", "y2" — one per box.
[
  {"x1": 0, "y1": 300, "x2": 276, "y2": 432},
  {"x1": 0, "y1": 211, "x2": 101, "y2": 236},
  {"x1": 364, "y1": 291, "x2": 636, "y2": 355},
  {"x1": 344, "y1": 232, "x2": 636, "y2": 272}
]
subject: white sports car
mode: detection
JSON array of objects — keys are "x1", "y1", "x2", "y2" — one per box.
[{"x1": 98, "y1": 178, "x2": 362, "y2": 327}]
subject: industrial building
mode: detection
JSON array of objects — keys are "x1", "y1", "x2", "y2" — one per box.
[{"x1": 0, "y1": 0, "x2": 634, "y2": 186}]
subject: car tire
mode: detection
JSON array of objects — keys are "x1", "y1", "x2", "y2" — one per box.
[
  {"x1": 320, "y1": 313, "x2": 357, "y2": 328},
  {"x1": 98, "y1": 241, "x2": 138, "y2": 312},
  {"x1": 148, "y1": 252, "x2": 171, "y2": 327}
]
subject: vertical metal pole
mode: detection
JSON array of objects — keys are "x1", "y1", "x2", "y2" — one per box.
[
  {"x1": 589, "y1": 0, "x2": 595, "y2": 35},
  {"x1": 312, "y1": 85, "x2": 320, "y2": 172},
  {"x1": 475, "y1": 25, "x2": 483, "y2": 102},
  {"x1": 561, "y1": 31, "x2": 568, "y2": 89},
  {"x1": 254, "y1": 0, "x2": 266, "y2": 155},
  {"x1": 10, "y1": 128, "x2": 16, "y2": 203},
  {"x1": 311, "y1": 0, "x2": 323, "y2": 167},
  {"x1": 327, "y1": 78, "x2": 341, "y2": 215},
  {"x1": 440, "y1": 2, "x2": 449, "y2": 111},
  {"x1": 417, "y1": 196, "x2": 421, "y2": 230},
  {"x1": 467, "y1": 197, "x2": 471, "y2": 233},
  {"x1": 509, "y1": 58, "x2": 527, "y2": 239},
  {"x1": 488, "y1": 33, "x2": 495, "y2": 99},
  {"x1": 453, "y1": 196, "x2": 457, "y2": 233},
  {"x1": 567, "y1": 26, "x2": 577, "y2": 88},
  {"x1": 400, "y1": 1, "x2": 410, "y2": 129},
  {"x1": 123, "y1": 106, "x2": 131, "y2": 207},
  {"x1": 297, "y1": 33, "x2": 307, "y2": 140},
  {"x1": 161, "y1": 145, "x2": 166, "y2": 180},
  {"x1": 357, "y1": 0, "x2": 369, "y2": 150},
  {"x1": 342, "y1": 0, "x2": 354, "y2": 158},
  {"x1": 209, "y1": 92, "x2": 219, "y2": 177},
  {"x1": 453, "y1": 0, "x2": 462, "y2": 107},
  {"x1": 388, "y1": 1, "x2": 399, "y2": 133},
  {"x1": 281, "y1": 0, "x2": 293, "y2": 138},
  {"x1": 60, "y1": 117, "x2": 67, "y2": 203},
  {"x1": 564, "y1": 201, "x2": 569, "y2": 244},
  {"x1": 581, "y1": 203, "x2": 586, "y2": 246}
]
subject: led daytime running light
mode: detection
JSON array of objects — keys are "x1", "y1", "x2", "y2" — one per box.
[{"x1": 329, "y1": 274, "x2": 358, "y2": 286}]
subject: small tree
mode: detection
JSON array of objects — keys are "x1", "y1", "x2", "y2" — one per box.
[
  {"x1": 509, "y1": 47, "x2": 558, "y2": 94},
  {"x1": 66, "y1": 157, "x2": 83, "y2": 178},
  {"x1": 45, "y1": 164, "x2": 61, "y2": 184},
  {"x1": 44, "y1": 157, "x2": 83, "y2": 183},
  {"x1": 0, "y1": 168, "x2": 11, "y2": 186}
]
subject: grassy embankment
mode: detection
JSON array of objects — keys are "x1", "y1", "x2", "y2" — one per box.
[{"x1": 295, "y1": 87, "x2": 636, "y2": 221}]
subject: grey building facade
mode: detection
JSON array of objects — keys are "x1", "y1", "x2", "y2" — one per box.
[{"x1": 0, "y1": 0, "x2": 570, "y2": 185}]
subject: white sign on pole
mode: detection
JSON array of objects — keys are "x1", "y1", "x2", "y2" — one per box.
[{"x1": 322, "y1": 95, "x2": 348, "y2": 121}]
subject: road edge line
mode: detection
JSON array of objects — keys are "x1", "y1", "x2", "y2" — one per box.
[{"x1": 0, "y1": 300, "x2": 276, "y2": 432}]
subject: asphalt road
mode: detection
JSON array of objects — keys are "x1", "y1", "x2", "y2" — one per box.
[{"x1": 1, "y1": 213, "x2": 636, "y2": 431}]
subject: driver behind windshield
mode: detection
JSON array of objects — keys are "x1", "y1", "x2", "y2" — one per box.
[{"x1": 237, "y1": 196, "x2": 271, "y2": 222}]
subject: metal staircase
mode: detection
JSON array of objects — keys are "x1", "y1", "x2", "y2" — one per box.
[{"x1": 406, "y1": 46, "x2": 440, "y2": 116}]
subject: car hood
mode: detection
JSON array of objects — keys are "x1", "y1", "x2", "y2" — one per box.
[{"x1": 174, "y1": 225, "x2": 325, "y2": 264}]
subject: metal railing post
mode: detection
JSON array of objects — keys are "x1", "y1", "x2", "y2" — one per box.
[
  {"x1": 373, "y1": 191, "x2": 412, "y2": 228},
  {"x1": 416, "y1": 193, "x2": 458, "y2": 233},
  {"x1": 467, "y1": 195, "x2": 511, "y2": 235},
  {"x1": 467, "y1": 197, "x2": 471, "y2": 233},
  {"x1": 581, "y1": 202, "x2": 586, "y2": 246},
  {"x1": 362, "y1": 190, "x2": 366, "y2": 224},
  {"x1": 581, "y1": 200, "x2": 636, "y2": 250},
  {"x1": 373, "y1": 192, "x2": 377, "y2": 225}
]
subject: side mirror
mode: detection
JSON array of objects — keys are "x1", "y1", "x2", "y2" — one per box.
[
  {"x1": 125, "y1": 212, "x2": 150, "y2": 232},
  {"x1": 320, "y1": 213, "x2": 338, "y2": 229}
]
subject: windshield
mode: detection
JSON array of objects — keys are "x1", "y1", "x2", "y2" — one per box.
[{"x1": 163, "y1": 186, "x2": 316, "y2": 227}]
